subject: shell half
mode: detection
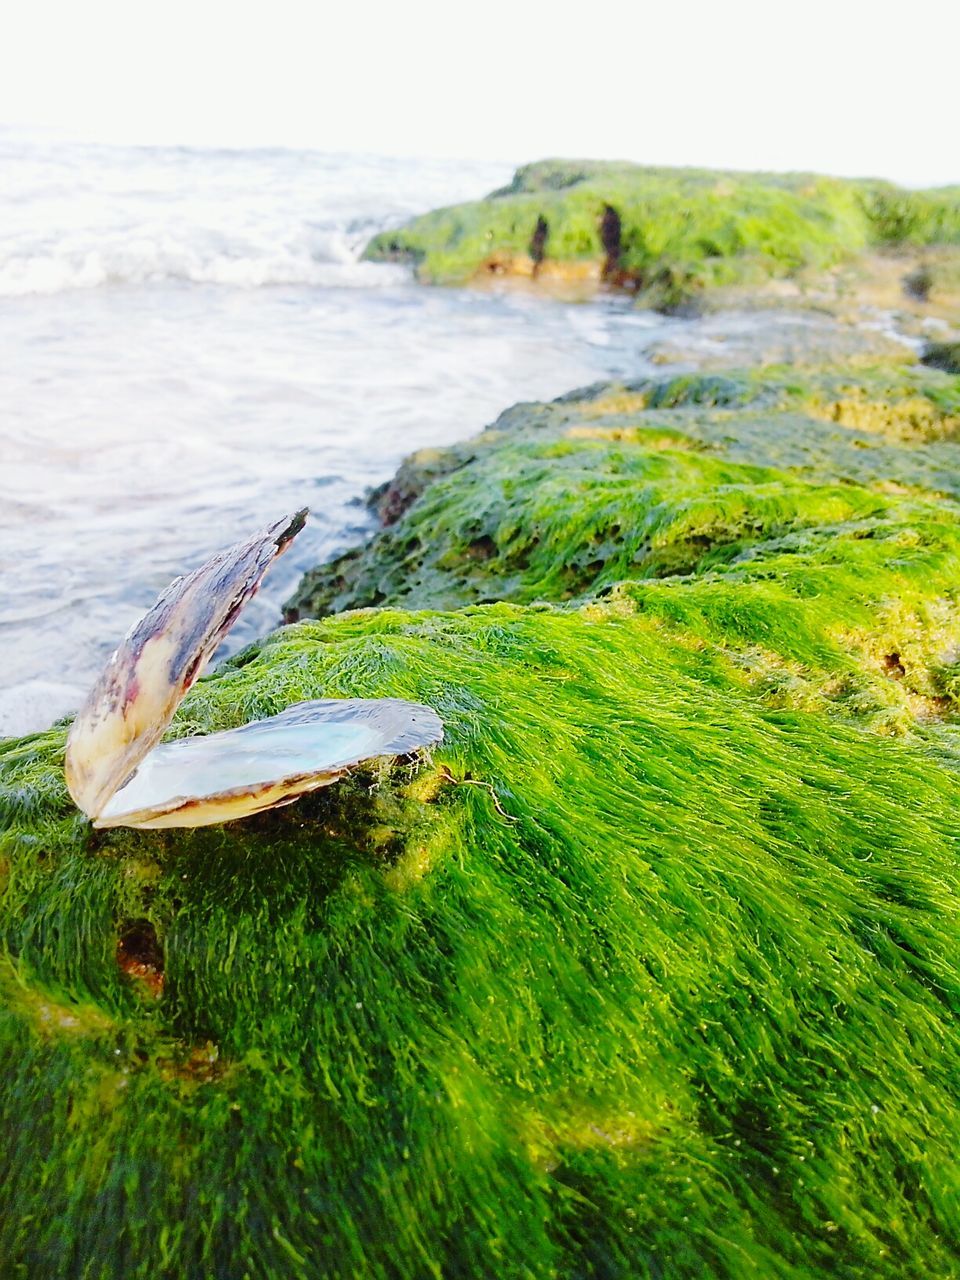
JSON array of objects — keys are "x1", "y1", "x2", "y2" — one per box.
[
  {"x1": 94, "y1": 698, "x2": 444, "y2": 829},
  {"x1": 65, "y1": 510, "x2": 309, "y2": 821}
]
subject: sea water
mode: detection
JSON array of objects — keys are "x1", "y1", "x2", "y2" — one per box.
[{"x1": 0, "y1": 133, "x2": 686, "y2": 736}]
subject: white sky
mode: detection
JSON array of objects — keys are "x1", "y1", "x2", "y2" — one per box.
[{"x1": 3, "y1": 0, "x2": 957, "y2": 186}]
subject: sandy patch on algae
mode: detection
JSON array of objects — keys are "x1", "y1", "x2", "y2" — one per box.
[{"x1": 0, "y1": 956, "x2": 115, "y2": 1038}]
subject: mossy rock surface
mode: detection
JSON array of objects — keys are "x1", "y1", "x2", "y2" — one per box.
[
  {"x1": 5, "y1": 361, "x2": 960, "y2": 1276},
  {"x1": 363, "y1": 159, "x2": 960, "y2": 309},
  {"x1": 289, "y1": 364, "x2": 960, "y2": 659}
]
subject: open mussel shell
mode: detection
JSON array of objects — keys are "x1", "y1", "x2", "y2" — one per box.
[
  {"x1": 64, "y1": 509, "x2": 444, "y2": 829},
  {"x1": 94, "y1": 698, "x2": 444, "y2": 829}
]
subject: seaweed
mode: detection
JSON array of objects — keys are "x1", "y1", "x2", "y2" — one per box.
[
  {"x1": 3, "y1": 359, "x2": 960, "y2": 1275},
  {"x1": 364, "y1": 160, "x2": 960, "y2": 308}
]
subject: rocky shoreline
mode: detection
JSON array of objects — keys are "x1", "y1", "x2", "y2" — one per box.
[
  {"x1": 364, "y1": 159, "x2": 960, "y2": 322},
  {"x1": 2, "y1": 166, "x2": 960, "y2": 1278}
]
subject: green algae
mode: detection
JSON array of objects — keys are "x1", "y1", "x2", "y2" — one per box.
[
  {"x1": 5, "y1": 360, "x2": 960, "y2": 1276},
  {"x1": 288, "y1": 366, "x2": 960, "y2": 740},
  {"x1": 364, "y1": 160, "x2": 960, "y2": 308},
  {"x1": 3, "y1": 597, "x2": 960, "y2": 1276}
]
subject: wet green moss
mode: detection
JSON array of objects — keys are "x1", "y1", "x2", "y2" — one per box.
[
  {"x1": 3, "y1": 596, "x2": 960, "y2": 1276},
  {"x1": 364, "y1": 160, "x2": 960, "y2": 308},
  {"x1": 289, "y1": 366, "x2": 960, "y2": 738},
  {"x1": 5, "y1": 360, "x2": 960, "y2": 1276}
]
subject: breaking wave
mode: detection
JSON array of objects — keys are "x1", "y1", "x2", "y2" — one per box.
[
  {"x1": 0, "y1": 225, "x2": 407, "y2": 295},
  {"x1": 0, "y1": 134, "x2": 512, "y2": 298}
]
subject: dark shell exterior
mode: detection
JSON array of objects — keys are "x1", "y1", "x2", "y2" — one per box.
[{"x1": 65, "y1": 510, "x2": 307, "y2": 821}]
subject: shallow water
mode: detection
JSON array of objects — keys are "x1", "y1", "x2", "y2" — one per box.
[{"x1": 0, "y1": 137, "x2": 688, "y2": 735}]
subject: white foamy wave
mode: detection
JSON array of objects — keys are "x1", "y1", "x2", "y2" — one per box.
[
  {"x1": 0, "y1": 135, "x2": 510, "y2": 299},
  {"x1": 0, "y1": 226, "x2": 408, "y2": 296}
]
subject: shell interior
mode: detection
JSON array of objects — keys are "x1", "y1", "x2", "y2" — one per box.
[{"x1": 95, "y1": 699, "x2": 444, "y2": 829}]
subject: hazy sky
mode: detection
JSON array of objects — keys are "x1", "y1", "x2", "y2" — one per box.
[{"x1": 3, "y1": 0, "x2": 956, "y2": 185}]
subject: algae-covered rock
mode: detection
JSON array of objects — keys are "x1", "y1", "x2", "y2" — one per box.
[
  {"x1": 5, "y1": 361, "x2": 960, "y2": 1276},
  {"x1": 288, "y1": 365, "x2": 960, "y2": 728},
  {"x1": 3, "y1": 596, "x2": 960, "y2": 1276},
  {"x1": 364, "y1": 159, "x2": 960, "y2": 311}
]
